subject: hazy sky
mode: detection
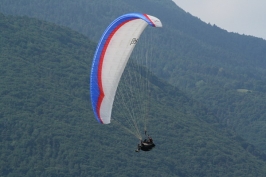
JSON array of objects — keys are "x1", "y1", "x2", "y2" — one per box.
[{"x1": 172, "y1": 0, "x2": 266, "y2": 40}]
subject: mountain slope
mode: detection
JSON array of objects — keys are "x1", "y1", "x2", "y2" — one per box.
[
  {"x1": 2, "y1": 0, "x2": 266, "y2": 153},
  {"x1": 1, "y1": 13, "x2": 266, "y2": 177}
]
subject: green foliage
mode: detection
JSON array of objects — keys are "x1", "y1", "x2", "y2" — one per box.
[
  {"x1": 1, "y1": 13, "x2": 266, "y2": 176},
  {"x1": 1, "y1": 0, "x2": 266, "y2": 154}
]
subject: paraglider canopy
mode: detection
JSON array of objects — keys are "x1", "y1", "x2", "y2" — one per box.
[{"x1": 90, "y1": 13, "x2": 162, "y2": 124}]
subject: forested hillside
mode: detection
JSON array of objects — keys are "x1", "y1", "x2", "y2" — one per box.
[
  {"x1": 1, "y1": 13, "x2": 266, "y2": 176},
  {"x1": 1, "y1": 0, "x2": 266, "y2": 153}
]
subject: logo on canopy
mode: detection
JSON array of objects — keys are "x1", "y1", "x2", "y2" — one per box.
[{"x1": 130, "y1": 38, "x2": 138, "y2": 45}]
